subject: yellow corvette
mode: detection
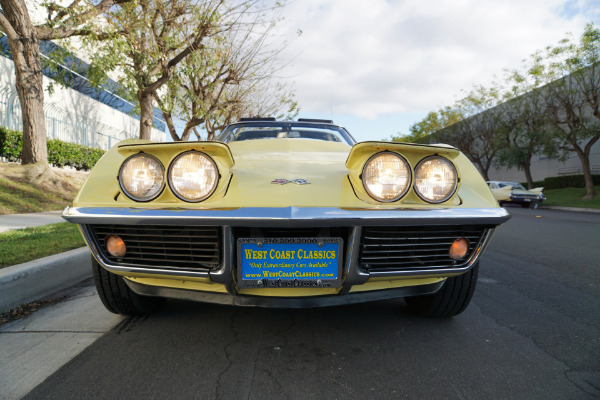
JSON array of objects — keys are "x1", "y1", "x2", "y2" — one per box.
[{"x1": 63, "y1": 118, "x2": 510, "y2": 317}]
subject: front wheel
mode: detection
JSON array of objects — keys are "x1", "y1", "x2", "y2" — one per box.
[
  {"x1": 91, "y1": 256, "x2": 165, "y2": 316},
  {"x1": 404, "y1": 262, "x2": 479, "y2": 317}
]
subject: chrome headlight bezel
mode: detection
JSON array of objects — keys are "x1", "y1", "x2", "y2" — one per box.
[
  {"x1": 413, "y1": 155, "x2": 458, "y2": 204},
  {"x1": 118, "y1": 153, "x2": 165, "y2": 202},
  {"x1": 362, "y1": 151, "x2": 412, "y2": 202},
  {"x1": 167, "y1": 150, "x2": 220, "y2": 203}
]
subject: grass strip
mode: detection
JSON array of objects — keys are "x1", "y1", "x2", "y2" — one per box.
[
  {"x1": 544, "y1": 186, "x2": 600, "y2": 209},
  {"x1": 0, "y1": 223, "x2": 85, "y2": 269},
  {"x1": 0, "y1": 177, "x2": 75, "y2": 215}
]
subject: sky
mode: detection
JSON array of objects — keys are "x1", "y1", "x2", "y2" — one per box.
[{"x1": 273, "y1": 0, "x2": 600, "y2": 142}]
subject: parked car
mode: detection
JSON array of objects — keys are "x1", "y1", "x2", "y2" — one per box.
[
  {"x1": 63, "y1": 118, "x2": 510, "y2": 317},
  {"x1": 487, "y1": 181, "x2": 545, "y2": 208}
]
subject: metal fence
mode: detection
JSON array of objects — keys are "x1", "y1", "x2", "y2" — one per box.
[{"x1": 0, "y1": 86, "x2": 132, "y2": 151}]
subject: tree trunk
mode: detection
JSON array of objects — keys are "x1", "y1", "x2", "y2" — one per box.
[
  {"x1": 0, "y1": 0, "x2": 48, "y2": 164},
  {"x1": 573, "y1": 145, "x2": 596, "y2": 199},
  {"x1": 162, "y1": 111, "x2": 182, "y2": 141},
  {"x1": 181, "y1": 118, "x2": 204, "y2": 141},
  {"x1": 13, "y1": 43, "x2": 47, "y2": 164},
  {"x1": 521, "y1": 162, "x2": 534, "y2": 189},
  {"x1": 475, "y1": 161, "x2": 490, "y2": 181},
  {"x1": 181, "y1": 126, "x2": 194, "y2": 142},
  {"x1": 574, "y1": 147, "x2": 596, "y2": 198},
  {"x1": 205, "y1": 120, "x2": 216, "y2": 141},
  {"x1": 138, "y1": 90, "x2": 155, "y2": 141}
]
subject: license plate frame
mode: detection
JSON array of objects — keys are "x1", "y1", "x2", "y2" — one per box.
[{"x1": 237, "y1": 237, "x2": 343, "y2": 289}]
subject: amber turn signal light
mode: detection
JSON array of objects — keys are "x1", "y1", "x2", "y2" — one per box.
[
  {"x1": 106, "y1": 235, "x2": 126, "y2": 257},
  {"x1": 449, "y1": 238, "x2": 469, "y2": 260}
]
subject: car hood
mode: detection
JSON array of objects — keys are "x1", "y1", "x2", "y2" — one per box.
[
  {"x1": 72, "y1": 138, "x2": 499, "y2": 210},
  {"x1": 226, "y1": 139, "x2": 352, "y2": 207}
]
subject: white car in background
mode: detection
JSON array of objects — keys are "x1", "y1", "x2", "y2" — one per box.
[{"x1": 487, "y1": 181, "x2": 545, "y2": 208}]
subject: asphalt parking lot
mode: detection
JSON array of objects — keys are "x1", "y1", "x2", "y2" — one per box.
[{"x1": 2, "y1": 206, "x2": 599, "y2": 400}]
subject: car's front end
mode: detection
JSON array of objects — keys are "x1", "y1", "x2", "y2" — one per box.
[
  {"x1": 507, "y1": 190, "x2": 546, "y2": 207},
  {"x1": 63, "y1": 119, "x2": 510, "y2": 316},
  {"x1": 488, "y1": 181, "x2": 546, "y2": 208}
]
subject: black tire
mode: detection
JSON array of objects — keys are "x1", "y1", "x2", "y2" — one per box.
[
  {"x1": 521, "y1": 203, "x2": 531, "y2": 208},
  {"x1": 404, "y1": 262, "x2": 479, "y2": 317},
  {"x1": 91, "y1": 256, "x2": 165, "y2": 315}
]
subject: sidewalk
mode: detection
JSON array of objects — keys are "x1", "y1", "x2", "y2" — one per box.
[
  {"x1": 0, "y1": 210, "x2": 65, "y2": 233},
  {"x1": 0, "y1": 210, "x2": 91, "y2": 312}
]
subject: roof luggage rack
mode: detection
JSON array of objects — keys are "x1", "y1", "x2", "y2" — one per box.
[
  {"x1": 239, "y1": 117, "x2": 276, "y2": 122},
  {"x1": 298, "y1": 118, "x2": 334, "y2": 124}
]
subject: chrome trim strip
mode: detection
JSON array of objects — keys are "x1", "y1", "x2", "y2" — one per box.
[
  {"x1": 366, "y1": 228, "x2": 495, "y2": 277},
  {"x1": 125, "y1": 279, "x2": 445, "y2": 308},
  {"x1": 209, "y1": 226, "x2": 237, "y2": 295},
  {"x1": 339, "y1": 226, "x2": 369, "y2": 294},
  {"x1": 63, "y1": 206, "x2": 510, "y2": 227}
]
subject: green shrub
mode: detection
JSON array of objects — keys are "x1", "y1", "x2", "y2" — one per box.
[
  {"x1": 543, "y1": 174, "x2": 600, "y2": 190},
  {"x1": 0, "y1": 128, "x2": 105, "y2": 170},
  {"x1": 0, "y1": 127, "x2": 23, "y2": 161}
]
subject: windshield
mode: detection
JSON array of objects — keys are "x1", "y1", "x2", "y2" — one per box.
[
  {"x1": 498, "y1": 182, "x2": 526, "y2": 190},
  {"x1": 217, "y1": 122, "x2": 355, "y2": 145}
]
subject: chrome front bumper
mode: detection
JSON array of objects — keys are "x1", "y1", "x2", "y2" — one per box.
[
  {"x1": 64, "y1": 206, "x2": 509, "y2": 295},
  {"x1": 63, "y1": 206, "x2": 510, "y2": 227}
]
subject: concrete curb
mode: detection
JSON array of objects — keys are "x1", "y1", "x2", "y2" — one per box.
[
  {"x1": 0, "y1": 247, "x2": 91, "y2": 313},
  {"x1": 543, "y1": 206, "x2": 600, "y2": 213}
]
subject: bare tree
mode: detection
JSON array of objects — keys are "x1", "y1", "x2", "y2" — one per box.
[
  {"x1": 434, "y1": 110, "x2": 502, "y2": 181},
  {"x1": 157, "y1": 22, "x2": 298, "y2": 142},
  {"x1": 89, "y1": 0, "x2": 288, "y2": 141},
  {"x1": 429, "y1": 87, "x2": 505, "y2": 181},
  {"x1": 205, "y1": 80, "x2": 298, "y2": 140}
]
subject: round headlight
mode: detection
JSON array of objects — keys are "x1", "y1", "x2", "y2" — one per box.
[
  {"x1": 362, "y1": 152, "x2": 411, "y2": 202},
  {"x1": 414, "y1": 156, "x2": 458, "y2": 203},
  {"x1": 168, "y1": 151, "x2": 219, "y2": 202},
  {"x1": 119, "y1": 154, "x2": 165, "y2": 202}
]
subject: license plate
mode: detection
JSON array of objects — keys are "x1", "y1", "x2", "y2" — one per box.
[{"x1": 237, "y1": 237, "x2": 343, "y2": 289}]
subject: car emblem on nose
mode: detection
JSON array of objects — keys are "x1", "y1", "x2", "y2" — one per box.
[{"x1": 271, "y1": 179, "x2": 311, "y2": 185}]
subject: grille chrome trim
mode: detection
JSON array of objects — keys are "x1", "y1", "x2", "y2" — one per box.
[
  {"x1": 82, "y1": 224, "x2": 220, "y2": 277},
  {"x1": 77, "y1": 222, "x2": 497, "y2": 282},
  {"x1": 359, "y1": 226, "x2": 492, "y2": 276}
]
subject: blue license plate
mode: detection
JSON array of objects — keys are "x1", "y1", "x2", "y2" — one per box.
[{"x1": 237, "y1": 238, "x2": 343, "y2": 289}]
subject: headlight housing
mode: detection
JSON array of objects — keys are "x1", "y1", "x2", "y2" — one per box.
[
  {"x1": 168, "y1": 151, "x2": 219, "y2": 202},
  {"x1": 119, "y1": 154, "x2": 165, "y2": 202},
  {"x1": 362, "y1": 152, "x2": 411, "y2": 202},
  {"x1": 413, "y1": 156, "x2": 458, "y2": 203}
]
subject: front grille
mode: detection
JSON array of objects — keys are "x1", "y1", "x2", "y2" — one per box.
[
  {"x1": 89, "y1": 225, "x2": 221, "y2": 270},
  {"x1": 359, "y1": 225, "x2": 488, "y2": 272}
]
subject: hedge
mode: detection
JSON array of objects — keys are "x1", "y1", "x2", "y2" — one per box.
[
  {"x1": 0, "y1": 126, "x2": 105, "y2": 171},
  {"x1": 542, "y1": 174, "x2": 600, "y2": 190},
  {"x1": 0, "y1": 126, "x2": 22, "y2": 161},
  {"x1": 520, "y1": 180, "x2": 545, "y2": 188}
]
